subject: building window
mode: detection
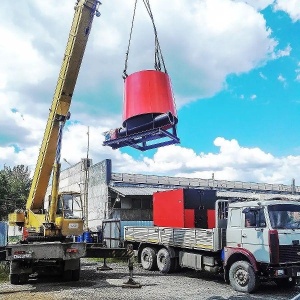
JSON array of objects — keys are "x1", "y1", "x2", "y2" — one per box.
[
  {"x1": 132, "y1": 198, "x2": 141, "y2": 209},
  {"x1": 142, "y1": 198, "x2": 152, "y2": 209},
  {"x1": 112, "y1": 198, "x2": 121, "y2": 209}
]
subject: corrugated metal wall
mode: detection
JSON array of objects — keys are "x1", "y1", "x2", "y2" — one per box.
[
  {"x1": 0, "y1": 222, "x2": 8, "y2": 247},
  {"x1": 54, "y1": 159, "x2": 111, "y2": 231}
]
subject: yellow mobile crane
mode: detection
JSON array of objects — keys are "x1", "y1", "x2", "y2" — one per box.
[{"x1": 6, "y1": 0, "x2": 101, "y2": 284}]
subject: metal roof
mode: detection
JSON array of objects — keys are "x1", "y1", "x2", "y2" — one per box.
[
  {"x1": 109, "y1": 185, "x2": 300, "y2": 200},
  {"x1": 109, "y1": 186, "x2": 167, "y2": 197},
  {"x1": 111, "y1": 172, "x2": 300, "y2": 194}
]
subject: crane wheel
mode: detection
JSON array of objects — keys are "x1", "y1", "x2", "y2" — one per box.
[{"x1": 10, "y1": 274, "x2": 20, "y2": 285}]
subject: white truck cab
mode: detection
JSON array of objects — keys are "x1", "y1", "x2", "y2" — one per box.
[{"x1": 224, "y1": 199, "x2": 300, "y2": 292}]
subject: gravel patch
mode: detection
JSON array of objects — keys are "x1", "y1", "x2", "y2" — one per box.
[{"x1": 0, "y1": 259, "x2": 299, "y2": 300}]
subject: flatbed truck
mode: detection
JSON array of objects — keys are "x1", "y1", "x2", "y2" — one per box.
[{"x1": 124, "y1": 189, "x2": 300, "y2": 293}]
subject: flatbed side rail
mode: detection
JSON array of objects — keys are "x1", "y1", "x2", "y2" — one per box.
[{"x1": 124, "y1": 226, "x2": 223, "y2": 252}]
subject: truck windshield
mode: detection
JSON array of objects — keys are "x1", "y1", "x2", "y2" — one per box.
[{"x1": 268, "y1": 204, "x2": 300, "y2": 229}]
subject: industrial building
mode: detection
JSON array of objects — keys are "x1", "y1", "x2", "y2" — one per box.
[{"x1": 54, "y1": 158, "x2": 300, "y2": 238}]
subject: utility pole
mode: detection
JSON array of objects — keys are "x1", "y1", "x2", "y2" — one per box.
[{"x1": 82, "y1": 126, "x2": 90, "y2": 229}]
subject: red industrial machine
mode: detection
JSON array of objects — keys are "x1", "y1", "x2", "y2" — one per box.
[
  {"x1": 103, "y1": 70, "x2": 179, "y2": 151},
  {"x1": 153, "y1": 189, "x2": 217, "y2": 229},
  {"x1": 122, "y1": 70, "x2": 177, "y2": 132}
]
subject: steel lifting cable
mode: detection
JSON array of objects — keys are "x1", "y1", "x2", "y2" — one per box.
[
  {"x1": 142, "y1": 0, "x2": 167, "y2": 73},
  {"x1": 123, "y1": 0, "x2": 138, "y2": 79},
  {"x1": 123, "y1": 0, "x2": 167, "y2": 79}
]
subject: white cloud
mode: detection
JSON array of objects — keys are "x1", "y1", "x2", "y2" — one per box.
[
  {"x1": 238, "y1": 0, "x2": 300, "y2": 22},
  {"x1": 0, "y1": 0, "x2": 278, "y2": 112},
  {"x1": 294, "y1": 63, "x2": 300, "y2": 81},
  {"x1": 274, "y1": 0, "x2": 300, "y2": 22},
  {"x1": 0, "y1": 0, "x2": 295, "y2": 188},
  {"x1": 278, "y1": 74, "x2": 285, "y2": 81},
  {"x1": 232, "y1": 0, "x2": 275, "y2": 10},
  {"x1": 151, "y1": 0, "x2": 277, "y2": 105},
  {"x1": 250, "y1": 94, "x2": 257, "y2": 100},
  {"x1": 1, "y1": 121, "x2": 300, "y2": 185},
  {"x1": 272, "y1": 44, "x2": 292, "y2": 59},
  {"x1": 278, "y1": 74, "x2": 288, "y2": 87},
  {"x1": 0, "y1": 23, "x2": 56, "y2": 90},
  {"x1": 259, "y1": 72, "x2": 268, "y2": 80},
  {"x1": 123, "y1": 137, "x2": 300, "y2": 185}
]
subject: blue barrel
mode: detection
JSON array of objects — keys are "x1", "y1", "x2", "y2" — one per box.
[
  {"x1": 76, "y1": 235, "x2": 83, "y2": 242},
  {"x1": 83, "y1": 231, "x2": 92, "y2": 243},
  {"x1": 0, "y1": 222, "x2": 8, "y2": 246}
]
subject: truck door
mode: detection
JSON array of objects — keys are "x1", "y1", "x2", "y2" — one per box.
[
  {"x1": 241, "y1": 208, "x2": 269, "y2": 262},
  {"x1": 226, "y1": 208, "x2": 242, "y2": 247}
]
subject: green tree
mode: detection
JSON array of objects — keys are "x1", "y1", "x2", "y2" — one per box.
[
  {"x1": 0, "y1": 171, "x2": 9, "y2": 220},
  {"x1": 0, "y1": 165, "x2": 31, "y2": 221}
]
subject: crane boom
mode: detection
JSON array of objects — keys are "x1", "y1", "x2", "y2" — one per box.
[{"x1": 28, "y1": 0, "x2": 100, "y2": 211}]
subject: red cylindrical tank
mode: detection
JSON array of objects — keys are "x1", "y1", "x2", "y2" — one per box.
[{"x1": 123, "y1": 70, "x2": 177, "y2": 127}]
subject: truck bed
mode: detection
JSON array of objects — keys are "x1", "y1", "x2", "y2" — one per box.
[{"x1": 124, "y1": 226, "x2": 224, "y2": 252}]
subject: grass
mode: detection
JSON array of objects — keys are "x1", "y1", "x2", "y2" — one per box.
[{"x1": 0, "y1": 262, "x2": 9, "y2": 282}]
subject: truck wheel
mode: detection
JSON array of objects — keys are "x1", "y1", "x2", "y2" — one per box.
[
  {"x1": 171, "y1": 257, "x2": 180, "y2": 272},
  {"x1": 19, "y1": 273, "x2": 29, "y2": 284},
  {"x1": 10, "y1": 274, "x2": 20, "y2": 285},
  {"x1": 72, "y1": 268, "x2": 80, "y2": 281},
  {"x1": 274, "y1": 278, "x2": 296, "y2": 289},
  {"x1": 157, "y1": 248, "x2": 172, "y2": 273},
  {"x1": 63, "y1": 270, "x2": 73, "y2": 282},
  {"x1": 229, "y1": 260, "x2": 259, "y2": 293},
  {"x1": 141, "y1": 247, "x2": 157, "y2": 271}
]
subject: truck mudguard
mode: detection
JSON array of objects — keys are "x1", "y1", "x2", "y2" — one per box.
[{"x1": 223, "y1": 247, "x2": 258, "y2": 272}]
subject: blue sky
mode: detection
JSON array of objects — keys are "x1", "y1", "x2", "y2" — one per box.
[{"x1": 1, "y1": 0, "x2": 300, "y2": 185}]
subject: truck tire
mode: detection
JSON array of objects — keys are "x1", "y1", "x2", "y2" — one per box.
[
  {"x1": 172, "y1": 257, "x2": 180, "y2": 272},
  {"x1": 141, "y1": 247, "x2": 157, "y2": 271},
  {"x1": 229, "y1": 260, "x2": 259, "y2": 293},
  {"x1": 274, "y1": 278, "x2": 296, "y2": 289},
  {"x1": 19, "y1": 273, "x2": 29, "y2": 284},
  {"x1": 157, "y1": 248, "x2": 173, "y2": 273},
  {"x1": 72, "y1": 268, "x2": 80, "y2": 281},
  {"x1": 63, "y1": 270, "x2": 73, "y2": 282},
  {"x1": 62, "y1": 259, "x2": 80, "y2": 281},
  {"x1": 10, "y1": 274, "x2": 20, "y2": 285}
]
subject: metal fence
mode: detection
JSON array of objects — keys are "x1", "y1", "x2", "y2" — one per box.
[{"x1": 102, "y1": 219, "x2": 153, "y2": 248}]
